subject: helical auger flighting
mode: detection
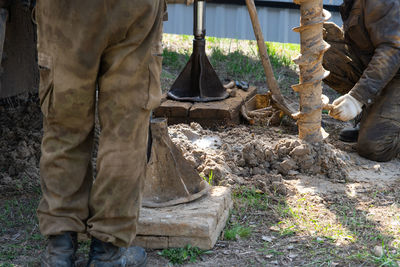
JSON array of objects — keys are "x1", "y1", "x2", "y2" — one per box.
[{"x1": 292, "y1": 0, "x2": 331, "y2": 143}]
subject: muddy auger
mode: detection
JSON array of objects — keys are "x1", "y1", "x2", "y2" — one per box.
[{"x1": 291, "y1": 0, "x2": 331, "y2": 143}]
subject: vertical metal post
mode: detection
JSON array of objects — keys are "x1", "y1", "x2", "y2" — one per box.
[{"x1": 194, "y1": 0, "x2": 205, "y2": 39}]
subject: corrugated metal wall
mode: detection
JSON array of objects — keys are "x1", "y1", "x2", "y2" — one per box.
[{"x1": 164, "y1": 1, "x2": 343, "y2": 44}]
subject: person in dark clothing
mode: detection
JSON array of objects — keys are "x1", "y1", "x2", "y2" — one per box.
[{"x1": 323, "y1": 0, "x2": 400, "y2": 162}]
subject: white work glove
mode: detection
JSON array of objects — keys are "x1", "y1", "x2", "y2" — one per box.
[{"x1": 329, "y1": 94, "x2": 363, "y2": 121}]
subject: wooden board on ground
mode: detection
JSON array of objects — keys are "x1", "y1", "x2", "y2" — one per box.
[
  {"x1": 154, "y1": 87, "x2": 257, "y2": 127},
  {"x1": 133, "y1": 186, "x2": 232, "y2": 250}
]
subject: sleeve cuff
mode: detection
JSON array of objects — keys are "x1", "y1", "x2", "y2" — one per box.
[{"x1": 348, "y1": 89, "x2": 372, "y2": 107}]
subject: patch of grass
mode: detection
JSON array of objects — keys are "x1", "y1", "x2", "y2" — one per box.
[
  {"x1": 265, "y1": 42, "x2": 299, "y2": 69},
  {"x1": 224, "y1": 224, "x2": 252, "y2": 241},
  {"x1": 201, "y1": 170, "x2": 214, "y2": 186},
  {"x1": 232, "y1": 186, "x2": 270, "y2": 211},
  {"x1": 371, "y1": 243, "x2": 400, "y2": 267},
  {"x1": 158, "y1": 245, "x2": 210, "y2": 265},
  {"x1": 0, "y1": 195, "x2": 43, "y2": 265},
  {"x1": 0, "y1": 197, "x2": 39, "y2": 231},
  {"x1": 210, "y1": 48, "x2": 265, "y2": 82},
  {"x1": 162, "y1": 49, "x2": 190, "y2": 72},
  {"x1": 162, "y1": 34, "x2": 300, "y2": 91},
  {"x1": 348, "y1": 242, "x2": 400, "y2": 267}
]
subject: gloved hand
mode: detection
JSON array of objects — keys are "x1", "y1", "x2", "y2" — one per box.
[
  {"x1": 329, "y1": 94, "x2": 363, "y2": 121},
  {"x1": 186, "y1": 0, "x2": 194, "y2": 5}
]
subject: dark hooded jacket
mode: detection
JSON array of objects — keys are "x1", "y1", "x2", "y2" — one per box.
[{"x1": 341, "y1": 0, "x2": 400, "y2": 105}]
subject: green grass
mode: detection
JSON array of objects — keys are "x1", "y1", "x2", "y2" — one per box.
[
  {"x1": 232, "y1": 186, "x2": 271, "y2": 211},
  {"x1": 0, "y1": 195, "x2": 43, "y2": 265},
  {"x1": 158, "y1": 245, "x2": 210, "y2": 265},
  {"x1": 162, "y1": 49, "x2": 190, "y2": 71},
  {"x1": 201, "y1": 170, "x2": 214, "y2": 186},
  {"x1": 224, "y1": 224, "x2": 252, "y2": 241},
  {"x1": 162, "y1": 34, "x2": 300, "y2": 92},
  {"x1": 347, "y1": 242, "x2": 400, "y2": 267}
]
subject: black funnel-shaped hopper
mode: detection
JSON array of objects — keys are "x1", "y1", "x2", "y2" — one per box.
[{"x1": 167, "y1": 0, "x2": 228, "y2": 102}]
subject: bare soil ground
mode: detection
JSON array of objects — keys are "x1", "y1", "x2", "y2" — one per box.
[{"x1": 1, "y1": 35, "x2": 400, "y2": 266}]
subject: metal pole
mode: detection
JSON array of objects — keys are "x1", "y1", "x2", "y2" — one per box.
[{"x1": 194, "y1": 0, "x2": 206, "y2": 39}]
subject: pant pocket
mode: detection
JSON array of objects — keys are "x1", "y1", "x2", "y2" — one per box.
[
  {"x1": 38, "y1": 52, "x2": 54, "y2": 118},
  {"x1": 144, "y1": 55, "x2": 162, "y2": 110}
]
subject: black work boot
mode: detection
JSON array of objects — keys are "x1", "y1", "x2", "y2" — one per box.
[
  {"x1": 339, "y1": 125, "x2": 360, "y2": 143},
  {"x1": 41, "y1": 232, "x2": 78, "y2": 267},
  {"x1": 87, "y1": 237, "x2": 147, "y2": 267}
]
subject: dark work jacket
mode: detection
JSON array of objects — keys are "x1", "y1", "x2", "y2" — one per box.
[{"x1": 341, "y1": 0, "x2": 400, "y2": 105}]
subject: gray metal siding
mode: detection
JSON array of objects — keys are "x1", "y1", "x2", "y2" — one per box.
[{"x1": 164, "y1": 3, "x2": 343, "y2": 43}]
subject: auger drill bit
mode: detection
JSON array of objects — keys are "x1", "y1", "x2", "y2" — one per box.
[{"x1": 292, "y1": 0, "x2": 331, "y2": 143}]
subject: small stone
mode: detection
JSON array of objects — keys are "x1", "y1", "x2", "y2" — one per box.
[
  {"x1": 261, "y1": 235, "x2": 274, "y2": 242},
  {"x1": 373, "y1": 164, "x2": 381, "y2": 172},
  {"x1": 373, "y1": 246, "x2": 384, "y2": 257}
]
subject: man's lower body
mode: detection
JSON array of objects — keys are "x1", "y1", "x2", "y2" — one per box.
[
  {"x1": 323, "y1": 22, "x2": 400, "y2": 162},
  {"x1": 36, "y1": 0, "x2": 164, "y2": 265}
]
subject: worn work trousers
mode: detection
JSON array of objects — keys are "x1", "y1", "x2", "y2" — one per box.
[
  {"x1": 36, "y1": 0, "x2": 164, "y2": 247},
  {"x1": 323, "y1": 23, "x2": 400, "y2": 162}
]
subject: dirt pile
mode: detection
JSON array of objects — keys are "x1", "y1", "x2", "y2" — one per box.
[
  {"x1": 168, "y1": 122, "x2": 351, "y2": 196},
  {"x1": 0, "y1": 95, "x2": 42, "y2": 196},
  {"x1": 241, "y1": 138, "x2": 350, "y2": 181}
]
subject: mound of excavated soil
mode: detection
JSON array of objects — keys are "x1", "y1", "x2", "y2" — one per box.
[
  {"x1": 168, "y1": 122, "x2": 400, "y2": 197},
  {"x1": 0, "y1": 95, "x2": 42, "y2": 196}
]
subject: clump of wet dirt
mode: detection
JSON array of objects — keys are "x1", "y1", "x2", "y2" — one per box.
[
  {"x1": 241, "y1": 138, "x2": 350, "y2": 181},
  {"x1": 0, "y1": 94, "x2": 42, "y2": 196},
  {"x1": 168, "y1": 122, "x2": 350, "y2": 196}
]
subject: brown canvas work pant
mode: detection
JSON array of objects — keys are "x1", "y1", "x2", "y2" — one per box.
[
  {"x1": 36, "y1": 0, "x2": 164, "y2": 247},
  {"x1": 323, "y1": 22, "x2": 400, "y2": 162}
]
